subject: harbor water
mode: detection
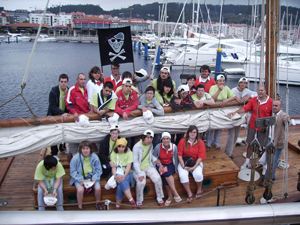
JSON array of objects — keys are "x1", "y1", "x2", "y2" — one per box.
[{"x1": 0, "y1": 41, "x2": 299, "y2": 120}]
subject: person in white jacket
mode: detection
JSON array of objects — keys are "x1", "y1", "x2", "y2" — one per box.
[{"x1": 132, "y1": 129, "x2": 164, "y2": 208}]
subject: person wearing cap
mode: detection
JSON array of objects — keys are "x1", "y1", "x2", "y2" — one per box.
[
  {"x1": 187, "y1": 74, "x2": 197, "y2": 96},
  {"x1": 228, "y1": 86, "x2": 273, "y2": 170},
  {"x1": 47, "y1": 73, "x2": 70, "y2": 156},
  {"x1": 86, "y1": 66, "x2": 104, "y2": 104},
  {"x1": 115, "y1": 71, "x2": 139, "y2": 95},
  {"x1": 224, "y1": 78, "x2": 257, "y2": 159},
  {"x1": 70, "y1": 140, "x2": 104, "y2": 210},
  {"x1": 172, "y1": 84, "x2": 194, "y2": 111},
  {"x1": 155, "y1": 79, "x2": 175, "y2": 106},
  {"x1": 133, "y1": 68, "x2": 151, "y2": 94},
  {"x1": 191, "y1": 84, "x2": 215, "y2": 108},
  {"x1": 90, "y1": 81, "x2": 118, "y2": 121},
  {"x1": 149, "y1": 67, "x2": 177, "y2": 96},
  {"x1": 110, "y1": 137, "x2": 137, "y2": 209},
  {"x1": 153, "y1": 132, "x2": 182, "y2": 206},
  {"x1": 132, "y1": 129, "x2": 164, "y2": 208},
  {"x1": 115, "y1": 78, "x2": 139, "y2": 120},
  {"x1": 104, "y1": 62, "x2": 123, "y2": 92},
  {"x1": 194, "y1": 65, "x2": 216, "y2": 93},
  {"x1": 207, "y1": 74, "x2": 241, "y2": 149},
  {"x1": 177, "y1": 125, "x2": 206, "y2": 203},
  {"x1": 34, "y1": 155, "x2": 65, "y2": 211},
  {"x1": 98, "y1": 125, "x2": 120, "y2": 178}
]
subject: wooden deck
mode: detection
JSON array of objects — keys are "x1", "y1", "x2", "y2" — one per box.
[{"x1": 0, "y1": 126, "x2": 299, "y2": 211}]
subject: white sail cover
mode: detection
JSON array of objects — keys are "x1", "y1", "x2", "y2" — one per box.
[{"x1": 0, "y1": 106, "x2": 246, "y2": 158}]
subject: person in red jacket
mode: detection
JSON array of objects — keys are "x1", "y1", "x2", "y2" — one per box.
[
  {"x1": 228, "y1": 86, "x2": 273, "y2": 170},
  {"x1": 104, "y1": 62, "x2": 123, "y2": 92},
  {"x1": 115, "y1": 78, "x2": 138, "y2": 120},
  {"x1": 177, "y1": 125, "x2": 206, "y2": 203},
  {"x1": 194, "y1": 65, "x2": 216, "y2": 93},
  {"x1": 65, "y1": 73, "x2": 91, "y2": 122},
  {"x1": 65, "y1": 73, "x2": 92, "y2": 159}
]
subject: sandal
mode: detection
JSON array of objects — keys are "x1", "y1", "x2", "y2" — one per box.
[
  {"x1": 95, "y1": 203, "x2": 104, "y2": 210},
  {"x1": 196, "y1": 190, "x2": 203, "y2": 199},
  {"x1": 174, "y1": 196, "x2": 182, "y2": 203},
  {"x1": 186, "y1": 194, "x2": 194, "y2": 203},
  {"x1": 157, "y1": 200, "x2": 164, "y2": 206},
  {"x1": 165, "y1": 199, "x2": 172, "y2": 206}
]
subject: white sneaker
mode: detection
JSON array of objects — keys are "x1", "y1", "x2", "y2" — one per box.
[
  {"x1": 240, "y1": 162, "x2": 251, "y2": 170},
  {"x1": 262, "y1": 164, "x2": 267, "y2": 175}
]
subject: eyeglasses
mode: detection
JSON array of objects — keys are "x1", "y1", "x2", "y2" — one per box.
[
  {"x1": 111, "y1": 132, "x2": 119, "y2": 136},
  {"x1": 146, "y1": 92, "x2": 154, "y2": 95}
]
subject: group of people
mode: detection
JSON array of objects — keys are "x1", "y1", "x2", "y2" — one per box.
[
  {"x1": 35, "y1": 125, "x2": 206, "y2": 210},
  {"x1": 37, "y1": 63, "x2": 290, "y2": 210}
]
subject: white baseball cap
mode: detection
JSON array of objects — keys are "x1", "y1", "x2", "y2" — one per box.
[
  {"x1": 108, "y1": 113, "x2": 120, "y2": 129},
  {"x1": 135, "y1": 68, "x2": 147, "y2": 77},
  {"x1": 160, "y1": 67, "x2": 170, "y2": 73},
  {"x1": 177, "y1": 84, "x2": 189, "y2": 92},
  {"x1": 82, "y1": 179, "x2": 94, "y2": 189},
  {"x1": 122, "y1": 78, "x2": 132, "y2": 84},
  {"x1": 161, "y1": 132, "x2": 171, "y2": 139},
  {"x1": 75, "y1": 115, "x2": 90, "y2": 127},
  {"x1": 44, "y1": 196, "x2": 58, "y2": 206},
  {"x1": 238, "y1": 77, "x2": 248, "y2": 83},
  {"x1": 143, "y1": 110, "x2": 154, "y2": 124},
  {"x1": 143, "y1": 129, "x2": 154, "y2": 137},
  {"x1": 216, "y1": 74, "x2": 225, "y2": 81}
]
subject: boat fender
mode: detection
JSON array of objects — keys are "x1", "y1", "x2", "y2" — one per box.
[{"x1": 202, "y1": 177, "x2": 213, "y2": 189}]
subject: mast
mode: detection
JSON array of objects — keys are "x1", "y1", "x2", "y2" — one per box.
[{"x1": 265, "y1": 0, "x2": 279, "y2": 98}]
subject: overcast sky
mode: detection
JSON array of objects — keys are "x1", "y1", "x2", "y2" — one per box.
[{"x1": 1, "y1": 0, "x2": 300, "y2": 11}]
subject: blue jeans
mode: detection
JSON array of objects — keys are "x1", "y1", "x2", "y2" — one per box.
[
  {"x1": 264, "y1": 138, "x2": 283, "y2": 180},
  {"x1": 207, "y1": 129, "x2": 221, "y2": 148},
  {"x1": 38, "y1": 178, "x2": 64, "y2": 211},
  {"x1": 116, "y1": 173, "x2": 133, "y2": 200}
]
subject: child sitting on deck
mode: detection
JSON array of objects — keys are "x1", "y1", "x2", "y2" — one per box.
[{"x1": 34, "y1": 155, "x2": 65, "y2": 211}]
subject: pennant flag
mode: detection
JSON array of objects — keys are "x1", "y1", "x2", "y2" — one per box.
[{"x1": 98, "y1": 26, "x2": 133, "y2": 66}]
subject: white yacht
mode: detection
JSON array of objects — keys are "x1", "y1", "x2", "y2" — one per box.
[{"x1": 37, "y1": 34, "x2": 58, "y2": 42}]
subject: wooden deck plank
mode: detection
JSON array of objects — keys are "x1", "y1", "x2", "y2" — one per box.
[{"x1": 1, "y1": 129, "x2": 300, "y2": 211}]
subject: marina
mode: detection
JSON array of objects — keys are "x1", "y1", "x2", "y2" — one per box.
[{"x1": 1, "y1": 0, "x2": 300, "y2": 224}]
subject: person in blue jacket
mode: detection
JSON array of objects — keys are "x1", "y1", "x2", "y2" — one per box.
[{"x1": 70, "y1": 140, "x2": 104, "y2": 210}]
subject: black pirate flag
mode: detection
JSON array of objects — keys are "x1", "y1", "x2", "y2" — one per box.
[{"x1": 98, "y1": 26, "x2": 134, "y2": 66}]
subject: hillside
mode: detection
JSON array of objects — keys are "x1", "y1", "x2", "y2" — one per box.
[{"x1": 48, "y1": 2, "x2": 299, "y2": 24}]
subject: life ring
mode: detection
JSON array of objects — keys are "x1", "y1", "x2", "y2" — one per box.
[{"x1": 202, "y1": 177, "x2": 213, "y2": 189}]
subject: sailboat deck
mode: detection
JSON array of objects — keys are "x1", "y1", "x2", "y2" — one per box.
[{"x1": 0, "y1": 126, "x2": 300, "y2": 211}]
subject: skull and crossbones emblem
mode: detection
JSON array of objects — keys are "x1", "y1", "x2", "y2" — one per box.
[{"x1": 108, "y1": 32, "x2": 126, "y2": 62}]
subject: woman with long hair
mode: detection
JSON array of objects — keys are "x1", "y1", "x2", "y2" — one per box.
[{"x1": 177, "y1": 125, "x2": 206, "y2": 203}]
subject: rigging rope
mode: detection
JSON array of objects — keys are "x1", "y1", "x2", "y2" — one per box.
[
  {"x1": 151, "y1": 0, "x2": 168, "y2": 78},
  {"x1": 0, "y1": 0, "x2": 50, "y2": 119}
]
